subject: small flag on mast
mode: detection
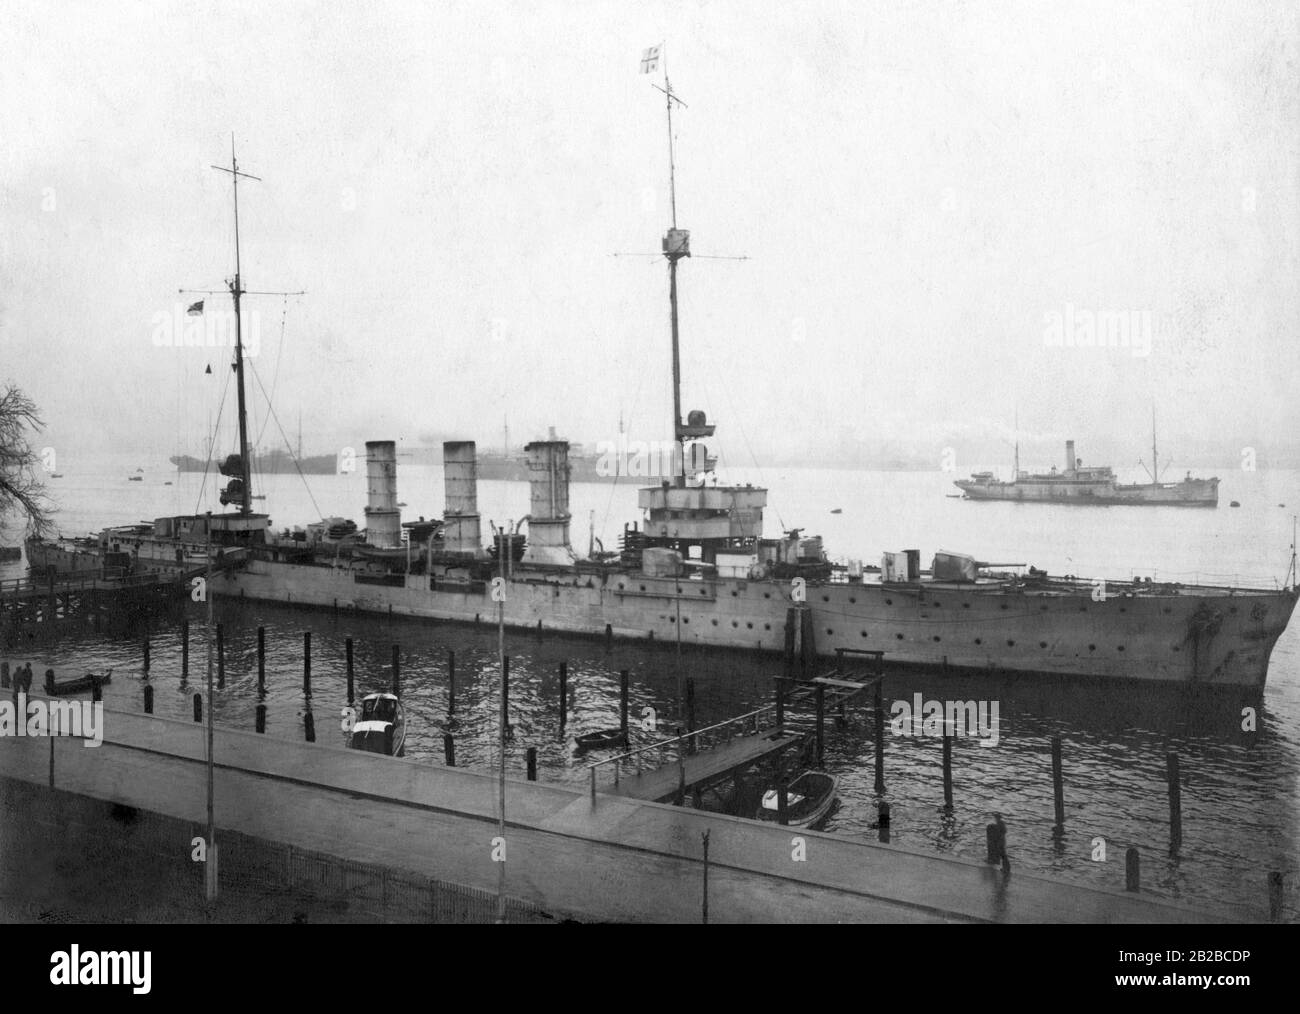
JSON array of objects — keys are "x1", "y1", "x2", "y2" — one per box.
[
  {"x1": 640, "y1": 45, "x2": 661, "y2": 74},
  {"x1": 187, "y1": 300, "x2": 204, "y2": 316}
]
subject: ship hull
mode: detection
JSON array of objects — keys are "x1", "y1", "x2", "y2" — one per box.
[
  {"x1": 211, "y1": 560, "x2": 1295, "y2": 690},
  {"x1": 956, "y1": 479, "x2": 1218, "y2": 507}
]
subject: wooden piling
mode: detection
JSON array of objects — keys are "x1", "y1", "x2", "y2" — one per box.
[
  {"x1": 1268, "y1": 871, "x2": 1284, "y2": 922},
  {"x1": 304, "y1": 711, "x2": 315, "y2": 743},
  {"x1": 986, "y1": 822, "x2": 998, "y2": 863},
  {"x1": 257, "y1": 626, "x2": 265, "y2": 693},
  {"x1": 503, "y1": 655, "x2": 510, "y2": 725},
  {"x1": 181, "y1": 620, "x2": 189, "y2": 678},
  {"x1": 676, "y1": 726, "x2": 686, "y2": 805},
  {"x1": 1051, "y1": 736, "x2": 1065, "y2": 829},
  {"x1": 619, "y1": 669, "x2": 630, "y2": 744},
  {"x1": 303, "y1": 631, "x2": 312, "y2": 698},
  {"x1": 255, "y1": 704, "x2": 266, "y2": 734},
  {"x1": 775, "y1": 676, "x2": 785, "y2": 727},
  {"x1": 877, "y1": 801, "x2": 890, "y2": 843},
  {"x1": 91, "y1": 678, "x2": 102, "y2": 703},
  {"x1": 143, "y1": 637, "x2": 150, "y2": 674},
  {"x1": 1167, "y1": 752, "x2": 1182, "y2": 852},
  {"x1": 604, "y1": 623, "x2": 612, "y2": 647},
  {"x1": 345, "y1": 637, "x2": 355, "y2": 705},
  {"x1": 391, "y1": 643, "x2": 400, "y2": 697},
  {"x1": 192, "y1": 693, "x2": 202, "y2": 723},
  {"x1": 685, "y1": 676, "x2": 696, "y2": 755},
  {"x1": 1, "y1": 662, "x2": 9, "y2": 689},
  {"x1": 447, "y1": 650, "x2": 456, "y2": 718},
  {"x1": 143, "y1": 684, "x2": 154, "y2": 714},
  {"x1": 873, "y1": 679, "x2": 885, "y2": 793},
  {"x1": 558, "y1": 661, "x2": 567, "y2": 730},
  {"x1": 443, "y1": 733, "x2": 455, "y2": 767},
  {"x1": 777, "y1": 772, "x2": 789, "y2": 826},
  {"x1": 942, "y1": 727, "x2": 953, "y2": 809},
  {"x1": 216, "y1": 623, "x2": 225, "y2": 689},
  {"x1": 526, "y1": 747, "x2": 537, "y2": 781},
  {"x1": 815, "y1": 684, "x2": 825, "y2": 765},
  {"x1": 1125, "y1": 847, "x2": 1140, "y2": 892}
]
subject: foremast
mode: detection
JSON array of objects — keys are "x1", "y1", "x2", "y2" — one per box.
[{"x1": 211, "y1": 138, "x2": 260, "y2": 515}]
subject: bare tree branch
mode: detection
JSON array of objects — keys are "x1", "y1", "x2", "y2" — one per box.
[{"x1": 0, "y1": 383, "x2": 56, "y2": 540}]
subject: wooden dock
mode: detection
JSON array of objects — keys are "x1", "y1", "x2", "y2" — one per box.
[
  {"x1": 0, "y1": 704, "x2": 1248, "y2": 923},
  {"x1": 610, "y1": 728, "x2": 804, "y2": 802}
]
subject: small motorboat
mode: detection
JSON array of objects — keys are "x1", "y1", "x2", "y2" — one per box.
[
  {"x1": 1230, "y1": 501, "x2": 1240, "y2": 508},
  {"x1": 49, "y1": 473, "x2": 63, "y2": 478},
  {"x1": 574, "y1": 728, "x2": 626, "y2": 753},
  {"x1": 128, "y1": 476, "x2": 143, "y2": 482},
  {"x1": 830, "y1": 507, "x2": 842, "y2": 514},
  {"x1": 348, "y1": 692, "x2": 406, "y2": 756},
  {"x1": 756, "y1": 771, "x2": 838, "y2": 828},
  {"x1": 45, "y1": 669, "x2": 113, "y2": 696}
]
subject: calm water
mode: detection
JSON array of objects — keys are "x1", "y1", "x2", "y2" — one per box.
[{"x1": 4, "y1": 453, "x2": 1298, "y2": 917}]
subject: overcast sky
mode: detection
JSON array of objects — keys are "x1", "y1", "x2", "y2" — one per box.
[{"x1": 2, "y1": 0, "x2": 1297, "y2": 470}]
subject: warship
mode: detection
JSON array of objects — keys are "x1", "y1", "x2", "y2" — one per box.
[
  {"x1": 956, "y1": 430, "x2": 1220, "y2": 507},
  {"x1": 25, "y1": 87, "x2": 1298, "y2": 691}
]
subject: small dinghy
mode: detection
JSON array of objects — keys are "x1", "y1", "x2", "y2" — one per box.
[
  {"x1": 574, "y1": 728, "x2": 626, "y2": 753},
  {"x1": 348, "y1": 692, "x2": 406, "y2": 756},
  {"x1": 45, "y1": 669, "x2": 112, "y2": 696},
  {"x1": 756, "y1": 771, "x2": 838, "y2": 828}
]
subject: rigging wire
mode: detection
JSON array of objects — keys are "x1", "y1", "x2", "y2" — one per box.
[
  {"x1": 246, "y1": 357, "x2": 323, "y2": 519},
  {"x1": 193, "y1": 361, "x2": 234, "y2": 514}
]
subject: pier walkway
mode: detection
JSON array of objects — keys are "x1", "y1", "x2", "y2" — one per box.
[{"x1": 0, "y1": 705, "x2": 1245, "y2": 923}]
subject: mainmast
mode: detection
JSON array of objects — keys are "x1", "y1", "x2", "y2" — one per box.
[
  {"x1": 646, "y1": 46, "x2": 711, "y2": 487},
  {"x1": 212, "y1": 137, "x2": 261, "y2": 515}
]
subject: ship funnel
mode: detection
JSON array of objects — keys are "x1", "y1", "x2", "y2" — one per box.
[
  {"x1": 522, "y1": 438, "x2": 577, "y2": 565},
  {"x1": 364, "y1": 440, "x2": 401, "y2": 549},
  {"x1": 1065, "y1": 440, "x2": 1076, "y2": 473},
  {"x1": 442, "y1": 440, "x2": 483, "y2": 556}
]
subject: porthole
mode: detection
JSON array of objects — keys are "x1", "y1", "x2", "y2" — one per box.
[
  {"x1": 730, "y1": 590, "x2": 737, "y2": 597},
  {"x1": 860, "y1": 630, "x2": 868, "y2": 638},
  {"x1": 974, "y1": 638, "x2": 982, "y2": 645},
  {"x1": 962, "y1": 602, "x2": 970, "y2": 609},
  {"x1": 1007, "y1": 639, "x2": 1015, "y2": 647},
  {"x1": 1088, "y1": 644, "x2": 1096, "y2": 651},
  {"x1": 932, "y1": 636, "x2": 941, "y2": 642},
  {"x1": 886, "y1": 598, "x2": 893, "y2": 605},
  {"x1": 732, "y1": 621, "x2": 738, "y2": 628},
  {"x1": 746, "y1": 622, "x2": 753, "y2": 629},
  {"x1": 764, "y1": 623, "x2": 771, "y2": 631},
  {"x1": 1000, "y1": 604, "x2": 1008, "y2": 610},
  {"x1": 895, "y1": 633, "x2": 904, "y2": 640},
  {"x1": 711, "y1": 619, "x2": 717, "y2": 626},
  {"x1": 1039, "y1": 641, "x2": 1047, "y2": 648},
  {"x1": 849, "y1": 597, "x2": 856, "y2": 604},
  {"x1": 1117, "y1": 645, "x2": 1125, "y2": 652},
  {"x1": 822, "y1": 595, "x2": 830, "y2": 603},
  {"x1": 826, "y1": 629, "x2": 834, "y2": 636}
]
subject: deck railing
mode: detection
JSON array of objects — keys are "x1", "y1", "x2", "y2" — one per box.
[{"x1": 585, "y1": 701, "x2": 786, "y2": 799}]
